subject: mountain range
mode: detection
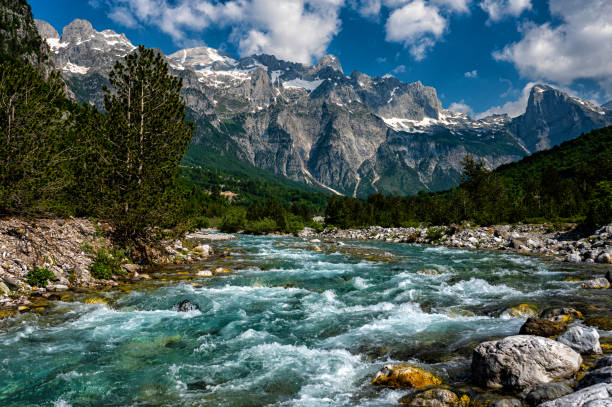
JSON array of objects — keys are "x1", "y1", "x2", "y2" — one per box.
[{"x1": 35, "y1": 18, "x2": 612, "y2": 197}]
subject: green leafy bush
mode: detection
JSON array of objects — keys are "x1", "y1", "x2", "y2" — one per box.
[
  {"x1": 26, "y1": 267, "x2": 55, "y2": 287},
  {"x1": 90, "y1": 248, "x2": 129, "y2": 280},
  {"x1": 219, "y1": 208, "x2": 247, "y2": 233},
  {"x1": 245, "y1": 218, "x2": 278, "y2": 235}
]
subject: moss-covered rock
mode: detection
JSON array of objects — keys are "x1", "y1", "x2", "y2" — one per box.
[{"x1": 372, "y1": 364, "x2": 441, "y2": 389}]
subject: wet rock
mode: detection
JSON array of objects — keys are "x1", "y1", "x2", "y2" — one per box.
[
  {"x1": 595, "y1": 356, "x2": 612, "y2": 369},
  {"x1": 489, "y1": 399, "x2": 522, "y2": 407},
  {"x1": 606, "y1": 270, "x2": 612, "y2": 283},
  {"x1": 174, "y1": 299, "x2": 200, "y2": 312},
  {"x1": 372, "y1": 364, "x2": 441, "y2": 389},
  {"x1": 557, "y1": 326, "x2": 602, "y2": 355},
  {"x1": 122, "y1": 263, "x2": 141, "y2": 274},
  {"x1": 192, "y1": 244, "x2": 211, "y2": 256},
  {"x1": 84, "y1": 297, "x2": 108, "y2": 305},
  {"x1": 2, "y1": 275, "x2": 21, "y2": 289},
  {"x1": 196, "y1": 269, "x2": 213, "y2": 277},
  {"x1": 597, "y1": 252, "x2": 612, "y2": 264},
  {"x1": 399, "y1": 388, "x2": 465, "y2": 406},
  {"x1": 520, "y1": 317, "x2": 567, "y2": 337},
  {"x1": 565, "y1": 252, "x2": 582, "y2": 263},
  {"x1": 524, "y1": 382, "x2": 573, "y2": 406},
  {"x1": 536, "y1": 308, "x2": 583, "y2": 324},
  {"x1": 577, "y1": 367, "x2": 612, "y2": 389},
  {"x1": 213, "y1": 267, "x2": 231, "y2": 274},
  {"x1": 503, "y1": 303, "x2": 539, "y2": 318},
  {"x1": 538, "y1": 383, "x2": 612, "y2": 406},
  {"x1": 581, "y1": 278, "x2": 610, "y2": 289},
  {"x1": 471, "y1": 335, "x2": 582, "y2": 391}
]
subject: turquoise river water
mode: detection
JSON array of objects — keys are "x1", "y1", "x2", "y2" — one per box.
[{"x1": 0, "y1": 235, "x2": 610, "y2": 406}]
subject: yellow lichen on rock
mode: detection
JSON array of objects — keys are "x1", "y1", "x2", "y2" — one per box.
[
  {"x1": 372, "y1": 364, "x2": 441, "y2": 388},
  {"x1": 504, "y1": 303, "x2": 538, "y2": 318},
  {"x1": 214, "y1": 267, "x2": 232, "y2": 274},
  {"x1": 459, "y1": 394, "x2": 470, "y2": 406},
  {"x1": 84, "y1": 297, "x2": 108, "y2": 305}
]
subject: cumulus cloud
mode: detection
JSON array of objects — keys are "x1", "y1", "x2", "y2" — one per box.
[
  {"x1": 385, "y1": 0, "x2": 446, "y2": 60},
  {"x1": 494, "y1": 0, "x2": 612, "y2": 96},
  {"x1": 431, "y1": 0, "x2": 471, "y2": 13},
  {"x1": 479, "y1": 0, "x2": 531, "y2": 22},
  {"x1": 476, "y1": 81, "x2": 535, "y2": 118},
  {"x1": 464, "y1": 69, "x2": 477, "y2": 78},
  {"x1": 100, "y1": 0, "x2": 344, "y2": 64},
  {"x1": 351, "y1": 0, "x2": 381, "y2": 17},
  {"x1": 448, "y1": 100, "x2": 474, "y2": 116}
]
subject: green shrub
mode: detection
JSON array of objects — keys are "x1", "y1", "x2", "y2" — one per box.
[
  {"x1": 188, "y1": 215, "x2": 210, "y2": 231},
  {"x1": 245, "y1": 218, "x2": 278, "y2": 235},
  {"x1": 89, "y1": 248, "x2": 129, "y2": 279},
  {"x1": 26, "y1": 267, "x2": 55, "y2": 287},
  {"x1": 425, "y1": 227, "x2": 445, "y2": 242},
  {"x1": 219, "y1": 208, "x2": 247, "y2": 233}
]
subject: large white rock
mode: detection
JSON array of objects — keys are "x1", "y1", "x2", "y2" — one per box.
[
  {"x1": 472, "y1": 335, "x2": 582, "y2": 391},
  {"x1": 538, "y1": 383, "x2": 612, "y2": 407}
]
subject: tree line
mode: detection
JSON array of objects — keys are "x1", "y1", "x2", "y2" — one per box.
[{"x1": 325, "y1": 127, "x2": 612, "y2": 230}]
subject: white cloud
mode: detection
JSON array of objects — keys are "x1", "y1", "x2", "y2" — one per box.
[
  {"x1": 392, "y1": 64, "x2": 407, "y2": 73},
  {"x1": 464, "y1": 69, "x2": 478, "y2": 78},
  {"x1": 494, "y1": 0, "x2": 612, "y2": 96},
  {"x1": 479, "y1": 0, "x2": 531, "y2": 22},
  {"x1": 108, "y1": 7, "x2": 139, "y2": 28},
  {"x1": 431, "y1": 0, "x2": 471, "y2": 13},
  {"x1": 102, "y1": 0, "x2": 344, "y2": 64},
  {"x1": 476, "y1": 81, "x2": 535, "y2": 118},
  {"x1": 385, "y1": 0, "x2": 446, "y2": 60},
  {"x1": 448, "y1": 100, "x2": 474, "y2": 116},
  {"x1": 352, "y1": 0, "x2": 381, "y2": 17}
]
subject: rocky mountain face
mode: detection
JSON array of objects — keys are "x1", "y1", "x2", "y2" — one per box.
[
  {"x1": 1, "y1": 0, "x2": 54, "y2": 74},
  {"x1": 36, "y1": 19, "x2": 612, "y2": 196},
  {"x1": 509, "y1": 85, "x2": 611, "y2": 151}
]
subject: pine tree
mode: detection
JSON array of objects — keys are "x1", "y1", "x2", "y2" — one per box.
[
  {"x1": 103, "y1": 45, "x2": 193, "y2": 242},
  {"x1": 0, "y1": 58, "x2": 71, "y2": 215}
]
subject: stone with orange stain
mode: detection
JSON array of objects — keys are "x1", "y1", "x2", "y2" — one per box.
[{"x1": 372, "y1": 364, "x2": 441, "y2": 388}]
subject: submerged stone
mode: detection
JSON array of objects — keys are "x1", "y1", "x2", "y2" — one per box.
[
  {"x1": 174, "y1": 299, "x2": 200, "y2": 312},
  {"x1": 524, "y1": 382, "x2": 574, "y2": 406},
  {"x1": 399, "y1": 388, "x2": 465, "y2": 406}
]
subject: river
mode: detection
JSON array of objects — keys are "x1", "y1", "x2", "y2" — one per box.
[{"x1": 0, "y1": 234, "x2": 610, "y2": 406}]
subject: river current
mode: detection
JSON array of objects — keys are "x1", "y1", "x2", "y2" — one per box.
[{"x1": 1, "y1": 235, "x2": 610, "y2": 406}]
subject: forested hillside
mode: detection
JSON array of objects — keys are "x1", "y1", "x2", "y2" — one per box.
[{"x1": 325, "y1": 126, "x2": 612, "y2": 229}]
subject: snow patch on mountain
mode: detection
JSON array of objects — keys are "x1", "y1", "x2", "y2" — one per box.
[{"x1": 282, "y1": 78, "x2": 325, "y2": 91}]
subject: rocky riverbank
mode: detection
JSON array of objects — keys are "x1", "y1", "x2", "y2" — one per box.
[
  {"x1": 299, "y1": 223, "x2": 612, "y2": 266},
  {"x1": 372, "y1": 307, "x2": 612, "y2": 406},
  {"x1": 0, "y1": 218, "x2": 232, "y2": 309}
]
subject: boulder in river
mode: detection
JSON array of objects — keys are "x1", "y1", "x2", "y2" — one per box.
[
  {"x1": 372, "y1": 364, "x2": 441, "y2": 389},
  {"x1": 538, "y1": 383, "x2": 612, "y2": 406},
  {"x1": 524, "y1": 382, "x2": 574, "y2": 406},
  {"x1": 398, "y1": 388, "x2": 468, "y2": 406},
  {"x1": 519, "y1": 317, "x2": 567, "y2": 337},
  {"x1": 539, "y1": 308, "x2": 583, "y2": 323},
  {"x1": 557, "y1": 326, "x2": 602, "y2": 355},
  {"x1": 174, "y1": 299, "x2": 200, "y2": 312},
  {"x1": 471, "y1": 335, "x2": 582, "y2": 391},
  {"x1": 503, "y1": 303, "x2": 539, "y2": 318},
  {"x1": 595, "y1": 356, "x2": 612, "y2": 369},
  {"x1": 581, "y1": 278, "x2": 610, "y2": 289}
]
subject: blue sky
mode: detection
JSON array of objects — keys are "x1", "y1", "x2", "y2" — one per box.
[{"x1": 30, "y1": 0, "x2": 612, "y2": 117}]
